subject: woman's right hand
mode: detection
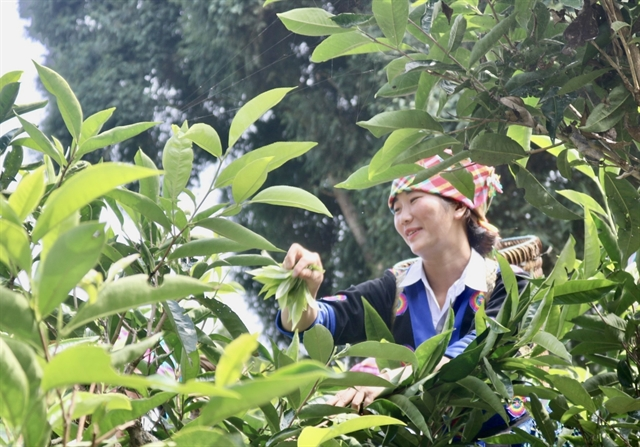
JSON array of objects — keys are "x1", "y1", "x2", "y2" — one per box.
[
  {"x1": 282, "y1": 243, "x2": 324, "y2": 299},
  {"x1": 279, "y1": 243, "x2": 324, "y2": 332}
]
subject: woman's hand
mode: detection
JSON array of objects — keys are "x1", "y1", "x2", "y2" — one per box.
[
  {"x1": 325, "y1": 385, "x2": 385, "y2": 411},
  {"x1": 279, "y1": 243, "x2": 324, "y2": 332},
  {"x1": 282, "y1": 243, "x2": 324, "y2": 298}
]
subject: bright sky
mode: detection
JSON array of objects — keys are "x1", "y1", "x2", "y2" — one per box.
[{"x1": 0, "y1": 0, "x2": 46, "y2": 134}]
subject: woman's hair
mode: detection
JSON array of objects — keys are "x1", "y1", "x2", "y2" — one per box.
[{"x1": 443, "y1": 197, "x2": 499, "y2": 256}]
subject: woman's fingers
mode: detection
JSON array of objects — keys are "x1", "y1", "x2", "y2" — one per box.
[
  {"x1": 326, "y1": 387, "x2": 357, "y2": 407},
  {"x1": 283, "y1": 243, "x2": 324, "y2": 296},
  {"x1": 326, "y1": 386, "x2": 384, "y2": 411}
]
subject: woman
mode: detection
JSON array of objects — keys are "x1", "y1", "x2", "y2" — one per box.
[{"x1": 276, "y1": 155, "x2": 528, "y2": 410}]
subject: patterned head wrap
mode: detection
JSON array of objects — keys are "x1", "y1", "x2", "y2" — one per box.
[{"x1": 388, "y1": 155, "x2": 502, "y2": 232}]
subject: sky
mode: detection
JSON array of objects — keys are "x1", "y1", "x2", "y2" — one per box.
[
  {"x1": 0, "y1": 0, "x2": 46, "y2": 135},
  {"x1": 0, "y1": 0, "x2": 265, "y2": 335}
]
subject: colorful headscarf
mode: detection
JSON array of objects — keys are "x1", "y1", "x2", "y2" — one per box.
[{"x1": 388, "y1": 155, "x2": 502, "y2": 232}]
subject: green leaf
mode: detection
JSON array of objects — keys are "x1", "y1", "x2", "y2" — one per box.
[
  {"x1": 448, "y1": 15, "x2": 467, "y2": 53},
  {"x1": 515, "y1": 166, "x2": 581, "y2": 220},
  {"x1": 196, "y1": 217, "x2": 281, "y2": 252},
  {"x1": 545, "y1": 236, "x2": 576, "y2": 286},
  {"x1": 458, "y1": 376, "x2": 508, "y2": 423},
  {"x1": 546, "y1": 375, "x2": 596, "y2": 413},
  {"x1": 77, "y1": 121, "x2": 157, "y2": 158},
  {"x1": 107, "y1": 188, "x2": 171, "y2": 229},
  {"x1": 341, "y1": 341, "x2": 417, "y2": 368},
  {"x1": 482, "y1": 358, "x2": 510, "y2": 400},
  {"x1": 8, "y1": 165, "x2": 46, "y2": 220},
  {"x1": 196, "y1": 297, "x2": 248, "y2": 338},
  {"x1": 34, "y1": 62, "x2": 83, "y2": 140},
  {"x1": 362, "y1": 296, "x2": 394, "y2": 342},
  {"x1": 216, "y1": 141, "x2": 316, "y2": 188},
  {"x1": 0, "y1": 288, "x2": 40, "y2": 349},
  {"x1": 532, "y1": 331, "x2": 572, "y2": 362},
  {"x1": 581, "y1": 86, "x2": 631, "y2": 132},
  {"x1": 556, "y1": 189, "x2": 607, "y2": 219},
  {"x1": 42, "y1": 345, "x2": 236, "y2": 396},
  {"x1": 0, "y1": 71, "x2": 22, "y2": 90},
  {"x1": 21, "y1": 394, "x2": 50, "y2": 447},
  {"x1": 0, "y1": 337, "x2": 28, "y2": 428},
  {"x1": 210, "y1": 254, "x2": 278, "y2": 268},
  {"x1": 0, "y1": 82, "x2": 19, "y2": 123},
  {"x1": 415, "y1": 330, "x2": 453, "y2": 377},
  {"x1": 32, "y1": 163, "x2": 160, "y2": 241},
  {"x1": 604, "y1": 396, "x2": 640, "y2": 415},
  {"x1": 15, "y1": 114, "x2": 64, "y2": 166},
  {"x1": 232, "y1": 156, "x2": 271, "y2": 203},
  {"x1": 90, "y1": 391, "x2": 175, "y2": 437},
  {"x1": 63, "y1": 275, "x2": 212, "y2": 335},
  {"x1": 552, "y1": 279, "x2": 617, "y2": 305},
  {"x1": 441, "y1": 168, "x2": 475, "y2": 201},
  {"x1": 318, "y1": 371, "x2": 394, "y2": 389},
  {"x1": 468, "y1": 14, "x2": 517, "y2": 68},
  {"x1": 416, "y1": 72, "x2": 438, "y2": 110},
  {"x1": 277, "y1": 8, "x2": 351, "y2": 36},
  {"x1": 557, "y1": 68, "x2": 611, "y2": 95},
  {"x1": 297, "y1": 415, "x2": 405, "y2": 447},
  {"x1": 311, "y1": 32, "x2": 398, "y2": 63},
  {"x1": 369, "y1": 129, "x2": 425, "y2": 177},
  {"x1": 372, "y1": 0, "x2": 408, "y2": 48},
  {"x1": 298, "y1": 404, "x2": 353, "y2": 420},
  {"x1": 387, "y1": 395, "x2": 431, "y2": 438},
  {"x1": 519, "y1": 287, "x2": 554, "y2": 345},
  {"x1": 468, "y1": 133, "x2": 527, "y2": 165},
  {"x1": 193, "y1": 361, "x2": 333, "y2": 426},
  {"x1": 183, "y1": 123, "x2": 222, "y2": 158},
  {"x1": 582, "y1": 212, "x2": 600, "y2": 278},
  {"x1": 134, "y1": 149, "x2": 160, "y2": 202},
  {"x1": 11, "y1": 100, "x2": 48, "y2": 118},
  {"x1": 79, "y1": 107, "x2": 115, "y2": 144},
  {"x1": 228, "y1": 87, "x2": 295, "y2": 148},
  {"x1": 169, "y1": 238, "x2": 252, "y2": 260},
  {"x1": 526, "y1": 394, "x2": 556, "y2": 445},
  {"x1": 376, "y1": 71, "x2": 422, "y2": 98},
  {"x1": 250, "y1": 185, "x2": 332, "y2": 216},
  {"x1": 0, "y1": 144, "x2": 23, "y2": 191},
  {"x1": 0, "y1": 219, "x2": 32, "y2": 275},
  {"x1": 330, "y1": 13, "x2": 375, "y2": 28},
  {"x1": 216, "y1": 333, "x2": 259, "y2": 387},
  {"x1": 111, "y1": 333, "x2": 163, "y2": 369},
  {"x1": 34, "y1": 222, "x2": 106, "y2": 319},
  {"x1": 169, "y1": 427, "x2": 236, "y2": 447},
  {"x1": 604, "y1": 173, "x2": 640, "y2": 263},
  {"x1": 162, "y1": 129, "x2": 193, "y2": 203},
  {"x1": 303, "y1": 324, "x2": 334, "y2": 364},
  {"x1": 392, "y1": 135, "x2": 463, "y2": 165},
  {"x1": 164, "y1": 300, "x2": 198, "y2": 355},
  {"x1": 358, "y1": 110, "x2": 442, "y2": 138},
  {"x1": 335, "y1": 163, "x2": 424, "y2": 190}
]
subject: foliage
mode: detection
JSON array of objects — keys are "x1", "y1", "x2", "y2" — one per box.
[
  {"x1": 2, "y1": 0, "x2": 640, "y2": 445},
  {"x1": 0, "y1": 67, "x2": 403, "y2": 446}
]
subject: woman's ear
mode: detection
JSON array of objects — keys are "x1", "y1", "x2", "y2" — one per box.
[{"x1": 452, "y1": 202, "x2": 468, "y2": 220}]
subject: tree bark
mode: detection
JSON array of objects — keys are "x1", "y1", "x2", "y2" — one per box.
[{"x1": 327, "y1": 176, "x2": 382, "y2": 275}]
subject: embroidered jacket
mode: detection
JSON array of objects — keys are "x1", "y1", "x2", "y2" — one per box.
[{"x1": 277, "y1": 255, "x2": 528, "y2": 359}]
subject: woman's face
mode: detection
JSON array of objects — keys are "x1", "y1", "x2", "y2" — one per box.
[{"x1": 392, "y1": 191, "x2": 467, "y2": 258}]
